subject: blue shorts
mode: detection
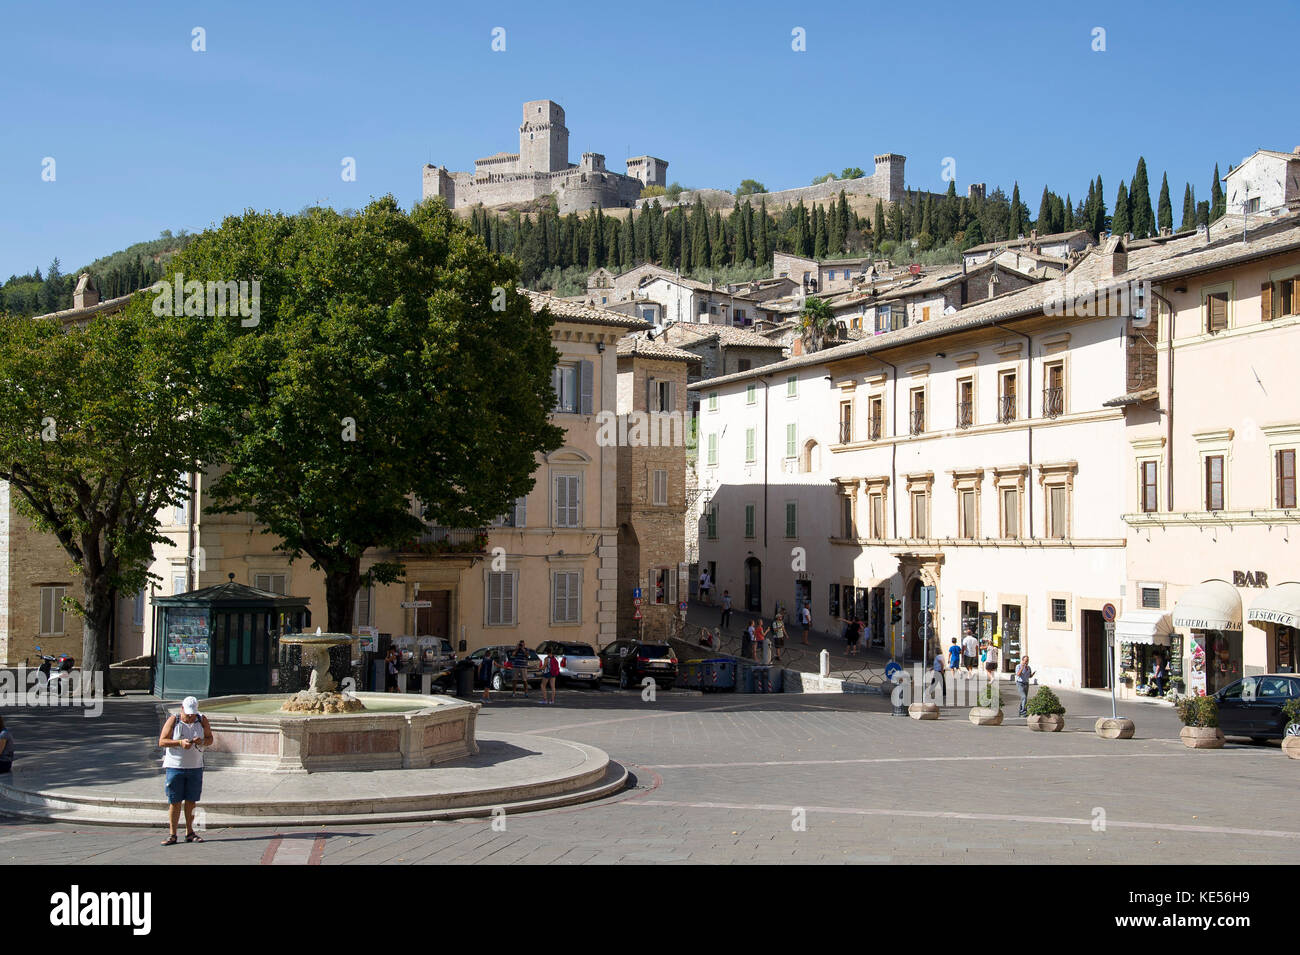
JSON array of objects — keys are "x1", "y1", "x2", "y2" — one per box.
[{"x1": 164, "y1": 767, "x2": 204, "y2": 804}]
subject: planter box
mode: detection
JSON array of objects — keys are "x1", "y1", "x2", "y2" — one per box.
[
  {"x1": 1282, "y1": 737, "x2": 1300, "y2": 760},
  {"x1": 1027, "y1": 714, "x2": 1064, "y2": 732},
  {"x1": 1179, "y1": 726, "x2": 1224, "y2": 749},
  {"x1": 1094, "y1": 717, "x2": 1135, "y2": 739},
  {"x1": 908, "y1": 702, "x2": 940, "y2": 720},
  {"x1": 968, "y1": 706, "x2": 1003, "y2": 726}
]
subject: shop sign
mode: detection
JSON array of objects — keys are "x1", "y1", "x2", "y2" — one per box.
[{"x1": 1232, "y1": 571, "x2": 1269, "y2": 588}]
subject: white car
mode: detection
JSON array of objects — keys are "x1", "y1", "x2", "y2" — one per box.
[{"x1": 536, "y1": 641, "x2": 602, "y2": 687}]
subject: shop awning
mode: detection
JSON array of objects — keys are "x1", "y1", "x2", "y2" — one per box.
[
  {"x1": 1247, "y1": 582, "x2": 1300, "y2": 630},
  {"x1": 1115, "y1": 609, "x2": 1173, "y2": 645},
  {"x1": 1171, "y1": 579, "x2": 1242, "y2": 632}
]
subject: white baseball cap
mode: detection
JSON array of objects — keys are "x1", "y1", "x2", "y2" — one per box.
[{"x1": 181, "y1": 696, "x2": 199, "y2": 715}]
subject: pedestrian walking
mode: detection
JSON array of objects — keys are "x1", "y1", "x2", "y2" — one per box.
[
  {"x1": 931, "y1": 649, "x2": 946, "y2": 704},
  {"x1": 1015, "y1": 655, "x2": 1035, "y2": 717},
  {"x1": 771, "y1": 610, "x2": 786, "y2": 662},
  {"x1": 981, "y1": 659, "x2": 1000, "y2": 708},
  {"x1": 947, "y1": 637, "x2": 961, "y2": 676},
  {"x1": 1150, "y1": 655, "x2": 1167, "y2": 696},
  {"x1": 741, "y1": 619, "x2": 754, "y2": 660},
  {"x1": 541, "y1": 651, "x2": 560, "y2": 704},
  {"x1": 0, "y1": 717, "x2": 13, "y2": 774},
  {"x1": 384, "y1": 647, "x2": 399, "y2": 692},
  {"x1": 510, "y1": 640, "x2": 531, "y2": 697},
  {"x1": 846, "y1": 616, "x2": 862, "y2": 656},
  {"x1": 800, "y1": 603, "x2": 812, "y2": 645},
  {"x1": 720, "y1": 590, "x2": 733, "y2": 629},
  {"x1": 478, "y1": 652, "x2": 494, "y2": 703},
  {"x1": 158, "y1": 696, "x2": 212, "y2": 846},
  {"x1": 862, "y1": 618, "x2": 872, "y2": 650},
  {"x1": 698, "y1": 569, "x2": 712, "y2": 606},
  {"x1": 962, "y1": 631, "x2": 979, "y2": 676},
  {"x1": 754, "y1": 619, "x2": 770, "y2": 664}
]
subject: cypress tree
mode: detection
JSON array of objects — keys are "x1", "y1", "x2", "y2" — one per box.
[
  {"x1": 758, "y1": 199, "x2": 771, "y2": 266},
  {"x1": 1210, "y1": 164, "x2": 1225, "y2": 221},
  {"x1": 1092, "y1": 176, "x2": 1106, "y2": 236},
  {"x1": 1037, "y1": 186, "x2": 1053, "y2": 233},
  {"x1": 813, "y1": 205, "x2": 828, "y2": 258},
  {"x1": 1180, "y1": 184, "x2": 1195, "y2": 232},
  {"x1": 1064, "y1": 194, "x2": 1074, "y2": 231},
  {"x1": 873, "y1": 200, "x2": 885, "y2": 251},
  {"x1": 1112, "y1": 181, "x2": 1130, "y2": 237},
  {"x1": 794, "y1": 201, "x2": 810, "y2": 257},
  {"x1": 1130, "y1": 157, "x2": 1154, "y2": 238},
  {"x1": 1009, "y1": 183, "x2": 1024, "y2": 239},
  {"x1": 1157, "y1": 173, "x2": 1172, "y2": 235},
  {"x1": 690, "y1": 199, "x2": 710, "y2": 270}
]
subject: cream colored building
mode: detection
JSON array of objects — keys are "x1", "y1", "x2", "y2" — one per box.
[
  {"x1": 691, "y1": 234, "x2": 1205, "y2": 688},
  {"x1": 1115, "y1": 210, "x2": 1300, "y2": 695}
]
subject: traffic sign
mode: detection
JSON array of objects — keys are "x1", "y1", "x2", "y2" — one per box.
[
  {"x1": 1104, "y1": 621, "x2": 1116, "y2": 641},
  {"x1": 678, "y1": 601, "x2": 687, "y2": 612},
  {"x1": 633, "y1": 588, "x2": 642, "y2": 600},
  {"x1": 400, "y1": 601, "x2": 432, "y2": 609},
  {"x1": 921, "y1": 585, "x2": 936, "y2": 611},
  {"x1": 633, "y1": 608, "x2": 642, "y2": 620},
  {"x1": 632, "y1": 597, "x2": 641, "y2": 607},
  {"x1": 1102, "y1": 603, "x2": 1117, "y2": 622},
  {"x1": 884, "y1": 661, "x2": 902, "y2": 680}
]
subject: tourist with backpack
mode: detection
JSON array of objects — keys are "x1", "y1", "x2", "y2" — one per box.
[{"x1": 541, "y1": 651, "x2": 561, "y2": 704}]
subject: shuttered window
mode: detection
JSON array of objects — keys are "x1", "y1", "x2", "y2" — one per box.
[
  {"x1": 911, "y1": 492, "x2": 928, "y2": 539},
  {"x1": 651, "y1": 567, "x2": 677, "y2": 606},
  {"x1": 785, "y1": 502, "x2": 797, "y2": 538},
  {"x1": 353, "y1": 585, "x2": 373, "y2": 630},
  {"x1": 745, "y1": 428, "x2": 756, "y2": 463},
  {"x1": 254, "y1": 574, "x2": 288, "y2": 595},
  {"x1": 1141, "y1": 460, "x2": 1159, "y2": 513},
  {"x1": 959, "y1": 490, "x2": 977, "y2": 539},
  {"x1": 1262, "y1": 282, "x2": 1274, "y2": 321},
  {"x1": 869, "y1": 493, "x2": 884, "y2": 539},
  {"x1": 1206, "y1": 292, "x2": 1229, "y2": 333},
  {"x1": 1002, "y1": 487, "x2": 1019, "y2": 539},
  {"x1": 707, "y1": 433, "x2": 718, "y2": 467},
  {"x1": 1278, "y1": 449, "x2": 1297, "y2": 509},
  {"x1": 554, "y1": 474, "x2": 581, "y2": 527},
  {"x1": 744, "y1": 504, "x2": 755, "y2": 538},
  {"x1": 40, "y1": 586, "x2": 67, "y2": 636},
  {"x1": 785, "y1": 423, "x2": 796, "y2": 458},
  {"x1": 552, "y1": 571, "x2": 580, "y2": 623},
  {"x1": 705, "y1": 504, "x2": 718, "y2": 540},
  {"x1": 652, "y1": 469, "x2": 667, "y2": 505},
  {"x1": 1205, "y1": 455, "x2": 1224, "y2": 511},
  {"x1": 1048, "y1": 485, "x2": 1068, "y2": 538},
  {"x1": 488, "y1": 572, "x2": 516, "y2": 626}
]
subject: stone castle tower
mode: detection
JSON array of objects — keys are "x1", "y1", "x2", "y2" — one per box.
[{"x1": 519, "y1": 100, "x2": 569, "y2": 174}]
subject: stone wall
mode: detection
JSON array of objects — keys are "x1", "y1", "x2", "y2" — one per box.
[
  {"x1": 1, "y1": 501, "x2": 83, "y2": 665},
  {"x1": 635, "y1": 156, "x2": 906, "y2": 213}
]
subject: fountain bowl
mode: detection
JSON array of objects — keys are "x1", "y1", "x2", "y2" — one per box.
[{"x1": 160, "y1": 692, "x2": 479, "y2": 773}]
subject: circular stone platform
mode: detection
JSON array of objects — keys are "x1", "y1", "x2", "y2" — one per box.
[{"x1": 0, "y1": 732, "x2": 626, "y2": 827}]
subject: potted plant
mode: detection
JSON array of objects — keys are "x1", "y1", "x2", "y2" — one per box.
[
  {"x1": 1026, "y1": 686, "x2": 1065, "y2": 732},
  {"x1": 1281, "y1": 698, "x2": 1300, "y2": 759},
  {"x1": 1175, "y1": 694, "x2": 1223, "y2": 749},
  {"x1": 968, "y1": 676, "x2": 1003, "y2": 725}
]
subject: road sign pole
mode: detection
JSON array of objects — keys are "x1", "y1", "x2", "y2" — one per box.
[{"x1": 1102, "y1": 603, "x2": 1118, "y2": 720}]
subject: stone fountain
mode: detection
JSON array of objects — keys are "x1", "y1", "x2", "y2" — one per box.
[{"x1": 278, "y1": 629, "x2": 365, "y2": 714}]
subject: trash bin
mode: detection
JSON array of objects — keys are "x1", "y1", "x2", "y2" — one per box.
[
  {"x1": 737, "y1": 662, "x2": 754, "y2": 693},
  {"x1": 455, "y1": 659, "x2": 476, "y2": 698},
  {"x1": 752, "y1": 665, "x2": 771, "y2": 693},
  {"x1": 701, "y1": 658, "x2": 735, "y2": 691}
]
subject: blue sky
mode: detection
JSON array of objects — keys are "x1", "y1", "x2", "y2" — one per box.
[{"x1": 3, "y1": 0, "x2": 1297, "y2": 277}]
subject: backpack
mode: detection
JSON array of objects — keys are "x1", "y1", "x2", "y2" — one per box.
[{"x1": 546, "y1": 656, "x2": 560, "y2": 678}]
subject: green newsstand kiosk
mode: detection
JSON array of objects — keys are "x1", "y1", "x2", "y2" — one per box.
[{"x1": 153, "y1": 576, "x2": 311, "y2": 700}]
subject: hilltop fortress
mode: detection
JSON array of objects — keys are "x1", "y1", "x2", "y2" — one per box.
[
  {"x1": 422, "y1": 99, "x2": 907, "y2": 214},
  {"x1": 423, "y1": 100, "x2": 667, "y2": 214}
]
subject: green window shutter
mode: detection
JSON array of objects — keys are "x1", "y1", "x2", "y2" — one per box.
[
  {"x1": 746, "y1": 428, "x2": 756, "y2": 462},
  {"x1": 786, "y1": 423, "x2": 796, "y2": 458},
  {"x1": 786, "y1": 502, "x2": 797, "y2": 537}
]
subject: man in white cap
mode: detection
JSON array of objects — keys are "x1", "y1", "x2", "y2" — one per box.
[{"x1": 157, "y1": 696, "x2": 213, "y2": 845}]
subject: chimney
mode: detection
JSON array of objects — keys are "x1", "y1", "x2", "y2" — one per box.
[
  {"x1": 1105, "y1": 236, "x2": 1128, "y2": 277},
  {"x1": 73, "y1": 273, "x2": 99, "y2": 310}
]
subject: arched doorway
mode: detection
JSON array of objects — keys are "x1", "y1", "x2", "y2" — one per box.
[{"x1": 744, "y1": 557, "x2": 762, "y2": 613}]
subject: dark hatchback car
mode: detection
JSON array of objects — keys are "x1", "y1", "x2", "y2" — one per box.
[
  {"x1": 600, "y1": 640, "x2": 677, "y2": 690},
  {"x1": 1215, "y1": 674, "x2": 1300, "y2": 742}
]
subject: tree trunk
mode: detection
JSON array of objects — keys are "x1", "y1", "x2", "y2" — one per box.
[
  {"x1": 80, "y1": 580, "x2": 117, "y2": 697},
  {"x1": 324, "y1": 562, "x2": 363, "y2": 633}
]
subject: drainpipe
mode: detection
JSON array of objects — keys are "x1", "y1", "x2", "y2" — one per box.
[
  {"x1": 994, "y1": 324, "x2": 1033, "y2": 538},
  {"x1": 1150, "y1": 287, "x2": 1177, "y2": 511}
]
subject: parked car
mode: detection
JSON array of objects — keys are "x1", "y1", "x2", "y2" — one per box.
[
  {"x1": 467, "y1": 645, "x2": 542, "y2": 691},
  {"x1": 536, "y1": 641, "x2": 602, "y2": 687},
  {"x1": 600, "y1": 640, "x2": 677, "y2": 690},
  {"x1": 1215, "y1": 674, "x2": 1300, "y2": 741}
]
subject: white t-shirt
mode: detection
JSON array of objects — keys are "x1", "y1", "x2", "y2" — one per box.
[
  {"x1": 800, "y1": 607, "x2": 811, "y2": 625},
  {"x1": 962, "y1": 635, "x2": 978, "y2": 657},
  {"x1": 162, "y1": 715, "x2": 206, "y2": 770}
]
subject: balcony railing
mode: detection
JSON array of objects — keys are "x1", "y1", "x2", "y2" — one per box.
[
  {"x1": 402, "y1": 526, "x2": 490, "y2": 555},
  {"x1": 909, "y1": 409, "x2": 926, "y2": 436},
  {"x1": 957, "y1": 401, "x2": 973, "y2": 429},
  {"x1": 1043, "y1": 387, "x2": 1064, "y2": 419},
  {"x1": 868, "y1": 416, "x2": 882, "y2": 441},
  {"x1": 998, "y1": 395, "x2": 1017, "y2": 424},
  {"x1": 839, "y1": 420, "x2": 853, "y2": 443}
]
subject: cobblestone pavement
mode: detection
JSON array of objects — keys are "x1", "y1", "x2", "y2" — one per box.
[{"x1": 0, "y1": 684, "x2": 1292, "y2": 865}]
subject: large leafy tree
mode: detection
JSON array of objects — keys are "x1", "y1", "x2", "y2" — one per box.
[
  {"x1": 0, "y1": 302, "x2": 216, "y2": 691},
  {"x1": 177, "y1": 197, "x2": 564, "y2": 631}
]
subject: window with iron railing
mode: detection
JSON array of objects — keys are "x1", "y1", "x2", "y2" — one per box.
[
  {"x1": 957, "y1": 401, "x2": 973, "y2": 429},
  {"x1": 909, "y1": 408, "x2": 925, "y2": 435},
  {"x1": 998, "y1": 394, "x2": 1017, "y2": 424},
  {"x1": 868, "y1": 415, "x2": 882, "y2": 440},
  {"x1": 1042, "y1": 387, "x2": 1064, "y2": 419}
]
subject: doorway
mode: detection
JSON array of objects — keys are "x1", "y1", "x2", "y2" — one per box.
[
  {"x1": 744, "y1": 558, "x2": 762, "y2": 613},
  {"x1": 794, "y1": 580, "x2": 811, "y2": 619},
  {"x1": 1081, "y1": 609, "x2": 1108, "y2": 688},
  {"x1": 907, "y1": 578, "x2": 922, "y2": 660},
  {"x1": 415, "y1": 590, "x2": 451, "y2": 640}
]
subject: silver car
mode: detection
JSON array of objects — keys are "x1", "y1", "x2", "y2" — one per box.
[{"x1": 536, "y1": 640, "x2": 602, "y2": 687}]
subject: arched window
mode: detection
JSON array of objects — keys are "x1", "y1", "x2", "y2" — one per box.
[{"x1": 800, "y1": 439, "x2": 820, "y2": 474}]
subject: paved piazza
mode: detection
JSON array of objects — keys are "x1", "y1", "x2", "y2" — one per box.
[{"x1": 2, "y1": 684, "x2": 1295, "y2": 865}]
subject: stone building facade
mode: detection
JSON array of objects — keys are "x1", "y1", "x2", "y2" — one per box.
[
  {"x1": 422, "y1": 100, "x2": 668, "y2": 214},
  {"x1": 615, "y1": 338, "x2": 698, "y2": 640}
]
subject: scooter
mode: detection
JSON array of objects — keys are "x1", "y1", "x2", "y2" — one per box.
[{"x1": 34, "y1": 648, "x2": 75, "y2": 698}]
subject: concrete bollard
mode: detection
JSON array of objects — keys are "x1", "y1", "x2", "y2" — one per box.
[{"x1": 819, "y1": 649, "x2": 830, "y2": 678}]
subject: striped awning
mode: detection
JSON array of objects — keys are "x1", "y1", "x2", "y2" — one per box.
[
  {"x1": 1247, "y1": 582, "x2": 1300, "y2": 630},
  {"x1": 1171, "y1": 579, "x2": 1243, "y2": 632},
  {"x1": 1115, "y1": 609, "x2": 1174, "y2": 646}
]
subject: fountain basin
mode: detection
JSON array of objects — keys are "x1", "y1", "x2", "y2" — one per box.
[{"x1": 160, "y1": 693, "x2": 479, "y2": 773}]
